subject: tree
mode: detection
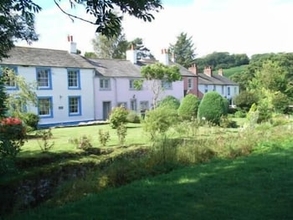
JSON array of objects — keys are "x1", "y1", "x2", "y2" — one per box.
[
  {"x1": 0, "y1": 0, "x2": 40, "y2": 60},
  {"x1": 136, "y1": 63, "x2": 181, "y2": 108},
  {"x1": 92, "y1": 32, "x2": 129, "y2": 59},
  {"x1": 0, "y1": 75, "x2": 8, "y2": 118},
  {"x1": 169, "y1": 32, "x2": 196, "y2": 68},
  {"x1": 84, "y1": 52, "x2": 98, "y2": 59},
  {"x1": 0, "y1": 0, "x2": 163, "y2": 60},
  {"x1": 2, "y1": 67, "x2": 37, "y2": 118},
  {"x1": 129, "y1": 38, "x2": 154, "y2": 59},
  {"x1": 157, "y1": 95, "x2": 180, "y2": 110},
  {"x1": 233, "y1": 91, "x2": 259, "y2": 111},
  {"x1": 178, "y1": 94, "x2": 199, "y2": 120},
  {"x1": 197, "y1": 91, "x2": 227, "y2": 125}
]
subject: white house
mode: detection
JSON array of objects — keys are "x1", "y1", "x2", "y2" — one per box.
[
  {"x1": 0, "y1": 43, "x2": 197, "y2": 125},
  {"x1": 87, "y1": 48, "x2": 195, "y2": 120},
  {"x1": 196, "y1": 66, "x2": 239, "y2": 104},
  {"x1": 0, "y1": 43, "x2": 96, "y2": 128}
]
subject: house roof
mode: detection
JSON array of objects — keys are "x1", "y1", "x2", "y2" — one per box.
[
  {"x1": 0, "y1": 46, "x2": 94, "y2": 69},
  {"x1": 86, "y1": 58, "x2": 142, "y2": 77},
  {"x1": 136, "y1": 59, "x2": 195, "y2": 77},
  {"x1": 198, "y1": 73, "x2": 238, "y2": 85}
]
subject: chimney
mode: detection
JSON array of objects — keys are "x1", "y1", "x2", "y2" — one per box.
[
  {"x1": 188, "y1": 64, "x2": 198, "y2": 75},
  {"x1": 218, "y1": 68, "x2": 223, "y2": 76},
  {"x1": 159, "y1": 48, "x2": 169, "y2": 65},
  {"x1": 68, "y1": 35, "x2": 77, "y2": 54},
  {"x1": 204, "y1": 66, "x2": 212, "y2": 77},
  {"x1": 126, "y1": 44, "x2": 137, "y2": 64}
]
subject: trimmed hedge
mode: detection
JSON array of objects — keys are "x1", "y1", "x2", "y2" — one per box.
[{"x1": 178, "y1": 94, "x2": 199, "y2": 120}]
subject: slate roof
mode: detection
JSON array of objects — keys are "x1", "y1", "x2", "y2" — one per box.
[
  {"x1": 85, "y1": 58, "x2": 142, "y2": 78},
  {"x1": 198, "y1": 73, "x2": 238, "y2": 85},
  {"x1": 1, "y1": 46, "x2": 94, "y2": 69}
]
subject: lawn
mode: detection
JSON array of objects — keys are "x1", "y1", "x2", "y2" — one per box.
[
  {"x1": 8, "y1": 135, "x2": 293, "y2": 220},
  {"x1": 20, "y1": 123, "x2": 147, "y2": 156}
]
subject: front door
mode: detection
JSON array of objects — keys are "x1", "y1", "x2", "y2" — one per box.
[{"x1": 103, "y1": 101, "x2": 111, "y2": 120}]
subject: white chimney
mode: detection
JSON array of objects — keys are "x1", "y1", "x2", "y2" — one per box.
[
  {"x1": 68, "y1": 35, "x2": 77, "y2": 54},
  {"x1": 159, "y1": 48, "x2": 169, "y2": 65},
  {"x1": 126, "y1": 44, "x2": 137, "y2": 64}
]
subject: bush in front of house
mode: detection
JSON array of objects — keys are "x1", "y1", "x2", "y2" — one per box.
[
  {"x1": 178, "y1": 94, "x2": 199, "y2": 120},
  {"x1": 126, "y1": 111, "x2": 141, "y2": 123},
  {"x1": 22, "y1": 112, "x2": 40, "y2": 131},
  {"x1": 157, "y1": 95, "x2": 180, "y2": 110},
  {"x1": 109, "y1": 106, "x2": 129, "y2": 129},
  {"x1": 197, "y1": 91, "x2": 227, "y2": 125}
]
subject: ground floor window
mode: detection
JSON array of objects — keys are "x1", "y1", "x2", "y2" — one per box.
[
  {"x1": 38, "y1": 97, "x2": 53, "y2": 118},
  {"x1": 69, "y1": 96, "x2": 81, "y2": 116}
]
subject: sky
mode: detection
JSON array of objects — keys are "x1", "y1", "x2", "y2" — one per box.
[{"x1": 15, "y1": 0, "x2": 293, "y2": 58}]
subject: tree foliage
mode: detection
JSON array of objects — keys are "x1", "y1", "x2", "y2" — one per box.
[
  {"x1": 92, "y1": 31, "x2": 129, "y2": 59},
  {"x1": 178, "y1": 94, "x2": 199, "y2": 120},
  {"x1": 0, "y1": 75, "x2": 8, "y2": 118},
  {"x1": 0, "y1": 0, "x2": 163, "y2": 60},
  {"x1": 233, "y1": 91, "x2": 259, "y2": 111},
  {"x1": 0, "y1": 0, "x2": 40, "y2": 60},
  {"x1": 169, "y1": 32, "x2": 196, "y2": 68},
  {"x1": 195, "y1": 52, "x2": 249, "y2": 72},
  {"x1": 157, "y1": 95, "x2": 180, "y2": 110},
  {"x1": 138, "y1": 63, "x2": 181, "y2": 108},
  {"x1": 197, "y1": 91, "x2": 227, "y2": 125}
]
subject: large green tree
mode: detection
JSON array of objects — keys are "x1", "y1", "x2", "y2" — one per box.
[
  {"x1": 0, "y1": 0, "x2": 163, "y2": 60},
  {"x1": 169, "y1": 32, "x2": 196, "y2": 68},
  {"x1": 92, "y1": 31, "x2": 129, "y2": 59}
]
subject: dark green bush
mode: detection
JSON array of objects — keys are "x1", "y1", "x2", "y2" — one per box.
[
  {"x1": 234, "y1": 110, "x2": 246, "y2": 118},
  {"x1": 126, "y1": 111, "x2": 141, "y2": 123},
  {"x1": 233, "y1": 91, "x2": 259, "y2": 111},
  {"x1": 22, "y1": 112, "x2": 39, "y2": 130},
  {"x1": 109, "y1": 106, "x2": 128, "y2": 129},
  {"x1": 197, "y1": 91, "x2": 227, "y2": 125},
  {"x1": 272, "y1": 92, "x2": 290, "y2": 114},
  {"x1": 158, "y1": 95, "x2": 180, "y2": 110},
  {"x1": 178, "y1": 94, "x2": 199, "y2": 120},
  {"x1": 219, "y1": 116, "x2": 238, "y2": 128}
]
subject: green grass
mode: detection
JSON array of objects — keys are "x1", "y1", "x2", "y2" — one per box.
[
  {"x1": 21, "y1": 123, "x2": 146, "y2": 156},
  {"x1": 8, "y1": 137, "x2": 293, "y2": 220},
  {"x1": 222, "y1": 65, "x2": 248, "y2": 78}
]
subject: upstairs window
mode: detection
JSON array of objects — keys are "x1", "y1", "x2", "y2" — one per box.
[
  {"x1": 100, "y1": 78, "x2": 110, "y2": 90},
  {"x1": 161, "y1": 79, "x2": 172, "y2": 90},
  {"x1": 68, "y1": 69, "x2": 80, "y2": 89},
  {"x1": 0, "y1": 66, "x2": 17, "y2": 89},
  {"x1": 37, "y1": 68, "x2": 52, "y2": 89}
]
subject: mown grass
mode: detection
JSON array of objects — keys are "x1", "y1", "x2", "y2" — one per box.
[
  {"x1": 7, "y1": 135, "x2": 293, "y2": 220},
  {"x1": 222, "y1": 65, "x2": 248, "y2": 78}
]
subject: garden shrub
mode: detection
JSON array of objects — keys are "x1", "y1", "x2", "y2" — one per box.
[
  {"x1": 117, "y1": 124, "x2": 127, "y2": 146},
  {"x1": 109, "y1": 106, "x2": 128, "y2": 129},
  {"x1": 271, "y1": 92, "x2": 290, "y2": 114},
  {"x1": 69, "y1": 135, "x2": 92, "y2": 150},
  {"x1": 36, "y1": 128, "x2": 54, "y2": 152},
  {"x1": 178, "y1": 94, "x2": 199, "y2": 120},
  {"x1": 234, "y1": 110, "x2": 246, "y2": 118},
  {"x1": 219, "y1": 116, "x2": 238, "y2": 128},
  {"x1": 234, "y1": 91, "x2": 259, "y2": 111},
  {"x1": 197, "y1": 91, "x2": 227, "y2": 125},
  {"x1": 257, "y1": 101, "x2": 273, "y2": 123},
  {"x1": 98, "y1": 129, "x2": 110, "y2": 147},
  {"x1": 223, "y1": 98, "x2": 230, "y2": 115},
  {"x1": 158, "y1": 95, "x2": 180, "y2": 110},
  {"x1": 143, "y1": 107, "x2": 178, "y2": 140},
  {"x1": 22, "y1": 112, "x2": 40, "y2": 131},
  {"x1": 126, "y1": 111, "x2": 141, "y2": 123}
]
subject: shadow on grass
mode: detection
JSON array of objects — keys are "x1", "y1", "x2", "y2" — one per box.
[{"x1": 9, "y1": 144, "x2": 293, "y2": 220}]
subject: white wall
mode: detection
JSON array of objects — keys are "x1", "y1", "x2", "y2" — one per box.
[
  {"x1": 7, "y1": 66, "x2": 95, "y2": 126},
  {"x1": 198, "y1": 84, "x2": 239, "y2": 100},
  {"x1": 94, "y1": 77, "x2": 184, "y2": 120}
]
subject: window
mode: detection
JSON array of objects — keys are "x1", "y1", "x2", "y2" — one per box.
[
  {"x1": 204, "y1": 85, "x2": 208, "y2": 93},
  {"x1": 68, "y1": 69, "x2": 80, "y2": 89},
  {"x1": 234, "y1": 87, "x2": 237, "y2": 95},
  {"x1": 213, "y1": 85, "x2": 216, "y2": 91},
  {"x1": 222, "y1": 86, "x2": 224, "y2": 94},
  {"x1": 68, "y1": 96, "x2": 81, "y2": 116},
  {"x1": 161, "y1": 80, "x2": 172, "y2": 90},
  {"x1": 100, "y1": 78, "x2": 110, "y2": 90},
  {"x1": 36, "y1": 68, "x2": 51, "y2": 89},
  {"x1": 187, "y1": 78, "x2": 193, "y2": 89},
  {"x1": 117, "y1": 102, "x2": 127, "y2": 108},
  {"x1": 130, "y1": 99, "x2": 137, "y2": 111},
  {"x1": 140, "y1": 101, "x2": 149, "y2": 111},
  {"x1": 227, "y1": 87, "x2": 230, "y2": 96},
  {"x1": 38, "y1": 97, "x2": 53, "y2": 118},
  {"x1": 0, "y1": 66, "x2": 17, "y2": 90},
  {"x1": 129, "y1": 79, "x2": 135, "y2": 90}
]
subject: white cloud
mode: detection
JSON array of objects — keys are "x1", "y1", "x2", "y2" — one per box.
[{"x1": 16, "y1": 0, "x2": 293, "y2": 58}]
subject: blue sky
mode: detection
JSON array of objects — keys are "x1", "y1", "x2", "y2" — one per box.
[{"x1": 16, "y1": 0, "x2": 293, "y2": 58}]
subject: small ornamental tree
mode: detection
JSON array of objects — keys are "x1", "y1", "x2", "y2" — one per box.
[
  {"x1": 136, "y1": 63, "x2": 181, "y2": 108},
  {"x1": 157, "y1": 95, "x2": 180, "y2": 110},
  {"x1": 197, "y1": 91, "x2": 227, "y2": 125},
  {"x1": 109, "y1": 106, "x2": 129, "y2": 129},
  {"x1": 178, "y1": 94, "x2": 199, "y2": 120}
]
